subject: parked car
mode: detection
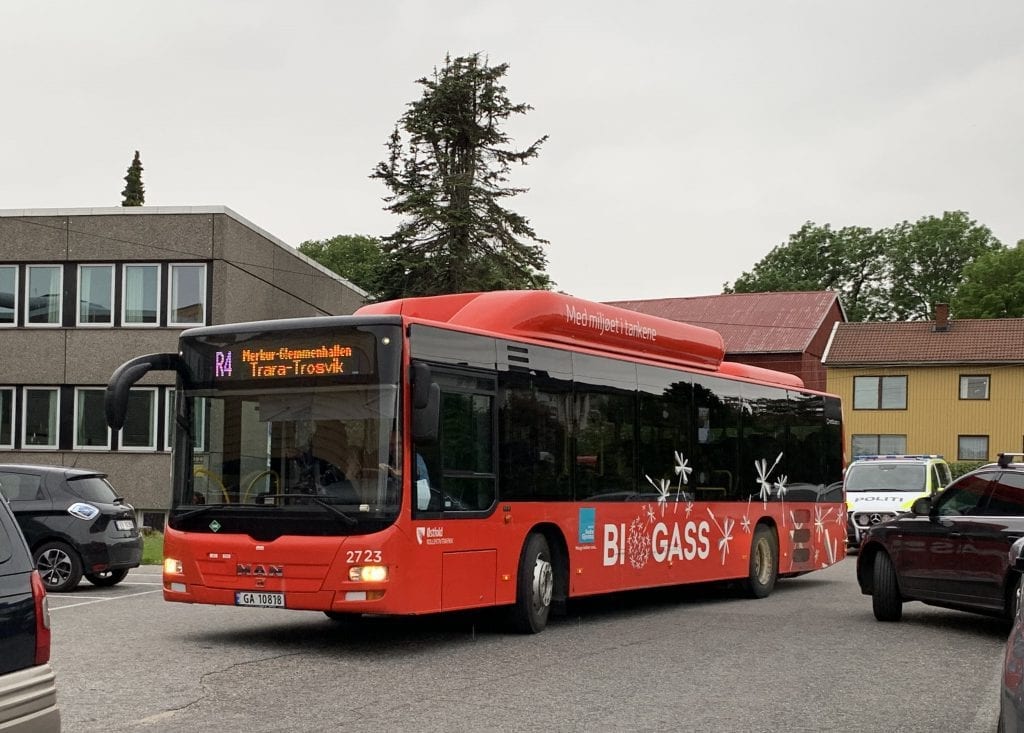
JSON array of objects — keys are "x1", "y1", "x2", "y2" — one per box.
[
  {"x1": 0, "y1": 491, "x2": 60, "y2": 731},
  {"x1": 0, "y1": 464, "x2": 143, "y2": 592},
  {"x1": 857, "y1": 453, "x2": 1024, "y2": 622},
  {"x1": 845, "y1": 454, "x2": 952, "y2": 547},
  {"x1": 999, "y1": 540, "x2": 1024, "y2": 732}
]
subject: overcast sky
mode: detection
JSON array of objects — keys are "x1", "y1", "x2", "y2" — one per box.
[{"x1": 2, "y1": 1, "x2": 1022, "y2": 302}]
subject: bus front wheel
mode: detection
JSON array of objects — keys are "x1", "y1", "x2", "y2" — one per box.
[{"x1": 509, "y1": 532, "x2": 554, "y2": 634}]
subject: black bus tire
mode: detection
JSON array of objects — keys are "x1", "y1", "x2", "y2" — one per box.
[
  {"x1": 509, "y1": 532, "x2": 554, "y2": 634},
  {"x1": 743, "y1": 524, "x2": 778, "y2": 599}
]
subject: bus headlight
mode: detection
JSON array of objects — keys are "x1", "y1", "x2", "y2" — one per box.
[
  {"x1": 349, "y1": 565, "x2": 388, "y2": 582},
  {"x1": 163, "y1": 557, "x2": 183, "y2": 575}
]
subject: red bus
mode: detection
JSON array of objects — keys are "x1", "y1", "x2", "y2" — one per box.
[{"x1": 105, "y1": 290, "x2": 845, "y2": 633}]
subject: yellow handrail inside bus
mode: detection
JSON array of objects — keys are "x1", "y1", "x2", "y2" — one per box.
[
  {"x1": 243, "y1": 470, "x2": 280, "y2": 503},
  {"x1": 193, "y1": 466, "x2": 230, "y2": 503}
]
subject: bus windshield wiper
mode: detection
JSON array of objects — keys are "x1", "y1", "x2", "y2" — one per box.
[
  {"x1": 263, "y1": 494, "x2": 358, "y2": 526},
  {"x1": 175, "y1": 504, "x2": 223, "y2": 521}
]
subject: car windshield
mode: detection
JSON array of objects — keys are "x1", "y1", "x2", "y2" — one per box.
[
  {"x1": 65, "y1": 475, "x2": 121, "y2": 503},
  {"x1": 845, "y1": 463, "x2": 927, "y2": 492}
]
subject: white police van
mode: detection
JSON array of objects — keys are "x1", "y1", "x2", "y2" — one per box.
[{"x1": 845, "y1": 454, "x2": 952, "y2": 547}]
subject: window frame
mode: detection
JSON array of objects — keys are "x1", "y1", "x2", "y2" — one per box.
[
  {"x1": 851, "y1": 434, "x2": 907, "y2": 457},
  {"x1": 957, "y1": 434, "x2": 990, "y2": 461},
  {"x1": 852, "y1": 375, "x2": 907, "y2": 410},
  {"x1": 73, "y1": 387, "x2": 112, "y2": 450},
  {"x1": 0, "y1": 265, "x2": 17, "y2": 327},
  {"x1": 959, "y1": 374, "x2": 990, "y2": 401},
  {"x1": 0, "y1": 387, "x2": 14, "y2": 448},
  {"x1": 76, "y1": 263, "x2": 115, "y2": 327},
  {"x1": 167, "y1": 263, "x2": 207, "y2": 327},
  {"x1": 122, "y1": 263, "x2": 161, "y2": 327},
  {"x1": 21, "y1": 386, "x2": 60, "y2": 449},
  {"x1": 24, "y1": 264, "x2": 63, "y2": 328}
]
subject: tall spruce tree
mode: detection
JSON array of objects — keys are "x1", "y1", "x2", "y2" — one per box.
[
  {"x1": 371, "y1": 53, "x2": 552, "y2": 300},
  {"x1": 121, "y1": 150, "x2": 145, "y2": 206}
]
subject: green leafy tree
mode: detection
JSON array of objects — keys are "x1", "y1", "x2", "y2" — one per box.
[
  {"x1": 884, "y1": 211, "x2": 1002, "y2": 320},
  {"x1": 724, "y1": 222, "x2": 887, "y2": 322},
  {"x1": 298, "y1": 234, "x2": 385, "y2": 294},
  {"x1": 953, "y1": 240, "x2": 1024, "y2": 318},
  {"x1": 371, "y1": 53, "x2": 552, "y2": 300},
  {"x1": 121, "y1": 150, "x2": 145, "y2": 206},
  {"x1": 726, "y1": 211, "x2": 1005, "y2": 321}
]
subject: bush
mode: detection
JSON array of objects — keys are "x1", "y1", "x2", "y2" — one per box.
[{"x1": 948, "y1": 460, "x2": 986, "y2": 479}]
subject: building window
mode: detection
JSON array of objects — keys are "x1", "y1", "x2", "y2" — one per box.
[
  {"x1": 853, "y1": 376, "x2": 907, "y2": 410},
  {"x1": 851, "y1": 434, "x2": 907, "y2": 457},
  {"x1": 0, "y1": 388, "x2": 13, "y2": 448},
  {"x1": 0, "y1": 266, "x2": 17, "y2": 326},
  {"x1": 959, "y1": 375, "x2": 990, "y2": 400},
  {"x1": 25, "y1": 265, "x2": 62, "y2": 326},
  {"x1": 77, "y1": 264, "x2": 115, "y2": 326},
  {"x1": 168, "y1": 264, "x2": 207, "y2": 326},
  {"x1": 74, "y1": 388, "x2": 111, "y2": 449},
  {"x1": 22, "y1": 387, "x2": 59, "y2": 448},
  {"x1": 958, "y1": 435, "x2": 989, "y2": 461},
  {"x1": 121, "y1": 388, "x2": 157, "y2": 450},
  {"x1": 122, "y1": 263, "x2": 160, "y2": 326}
]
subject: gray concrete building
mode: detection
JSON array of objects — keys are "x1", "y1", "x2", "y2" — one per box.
[{"x1": 0, "y1": 206, "x2": 366, "y2": 528}]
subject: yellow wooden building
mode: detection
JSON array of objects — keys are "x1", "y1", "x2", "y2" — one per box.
[{"x1": 822, "y1": 305, "x2": 1024, "y2": 463}]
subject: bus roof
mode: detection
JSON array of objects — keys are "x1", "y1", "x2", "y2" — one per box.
[{"x1": 359, "y1": 290, "x2": 796, "y2": 380}]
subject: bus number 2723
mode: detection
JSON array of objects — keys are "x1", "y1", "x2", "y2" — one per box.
[{"x1": 347, "y1": 549, "x2": 382, "y2": 563}]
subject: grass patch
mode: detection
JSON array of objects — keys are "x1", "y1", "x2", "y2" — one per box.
[{"x1": 141, "y1": 528, "x2": 164, "y2": 565}]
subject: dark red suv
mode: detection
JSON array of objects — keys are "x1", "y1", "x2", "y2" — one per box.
[{"x1": 857, "y1": 452, "x2": 1024, "y2": 622}]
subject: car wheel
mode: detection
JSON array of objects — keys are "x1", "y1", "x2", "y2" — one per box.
[
  {"x1": 872, "y1": 551, "x2": 903, "y2": 622},
  {"x1": 85, "y1": 568, "x2": 130, "y2": 587},
  {"x1": 743, "y1": 524, "x2": 779, "y2": 598},
  {"x1": 508, "y1": 532, "x2": 554, "y2": 634},
  {"x1": 34, "y1": 541, "x2": 84, "y2": 592}
]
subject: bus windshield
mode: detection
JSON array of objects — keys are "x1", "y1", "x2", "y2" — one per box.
[{"x1": 169, "y1": 321, "x2": 405, "y2": 533}]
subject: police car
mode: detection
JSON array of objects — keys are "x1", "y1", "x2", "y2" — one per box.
[{"x1": 844, "y1": 454, "x2": 952, "y2": 547}]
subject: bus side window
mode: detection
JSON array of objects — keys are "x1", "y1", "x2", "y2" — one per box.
[{"x1": 429, "y1": 375, "x2": 496, "y2": 513}]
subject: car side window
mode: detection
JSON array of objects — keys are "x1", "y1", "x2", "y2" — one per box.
[
  {"x1": 0, "y1": 516, "x2": 11, "y2": 563},
  {"x1": 934, "y1": 472, "x2": 995, "y2": 516},
  {"x1": 0, "y1": 472, "x2": 43, "y2": 502},
  {"x1": 981, "y1": 472, "x2": 1024, "y2": 517}
]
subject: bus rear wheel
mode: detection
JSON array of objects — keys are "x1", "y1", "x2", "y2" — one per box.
[
  {"x1": 743, "y1": 525, "x2": 778, "y2": 598},
  {"x1": 509, "y1": 532, "x2": 554, "y2": 634}
]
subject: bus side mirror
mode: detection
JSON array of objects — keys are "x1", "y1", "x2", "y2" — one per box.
[
  {"x1": 411, "y1": 361, "x2": 432, "y2": 410},
  {"x1": 106, "y1": 352, "x2": 186, "y2": 429},
  {"x1": 412, "y1": 383, "x2": 440, "y2": 444}
]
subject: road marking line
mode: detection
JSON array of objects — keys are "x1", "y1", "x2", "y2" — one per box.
[{"x1": 50, "y1": 589, "x2": 163, "y2": 610}]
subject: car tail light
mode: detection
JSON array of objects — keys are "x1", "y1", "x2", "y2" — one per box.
[{"x1": 31, "y1": 570, "x2": 52, "y2": 665}]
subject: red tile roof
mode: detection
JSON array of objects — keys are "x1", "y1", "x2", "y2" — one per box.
[
  {"x1": 607, "y1": 291, "x2": 842, "y2": 354},
  {"x1": 824, "y1": 319, "x2": 1024, "y2": 365}
]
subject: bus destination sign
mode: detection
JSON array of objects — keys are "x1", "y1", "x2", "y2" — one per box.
[{"x1": 214, "y1": 343, "x2": 357, "y2": 381}]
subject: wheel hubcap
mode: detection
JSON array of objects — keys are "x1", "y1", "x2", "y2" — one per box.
[
  {"x1": 532, "y1": 556, "x2": 553, "y2": 610},
  {"x1": 38, "y1": 548, "x2": 72, "y2": 586},
  {"x1": 754, "y1": 539, "x2": 772, "y2": 584}
]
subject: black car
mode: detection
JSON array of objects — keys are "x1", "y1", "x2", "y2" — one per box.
[
  {"x1": 1000, "y1": 540, "x2": 1024, "y2": 732},
  {"x1": 857, "y1": 453, "x2": 1024, "y2": 622},
  {"x1": 0, "y1": 464, "x2": 143, "y2": 592},
  {"x1": 0, "y1": 491, "x2": 60, "y2": 730}
]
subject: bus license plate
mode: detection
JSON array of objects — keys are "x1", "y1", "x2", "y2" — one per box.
[{"x1": 235, "y1": 591, "x2": 285, "y2": 608}]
